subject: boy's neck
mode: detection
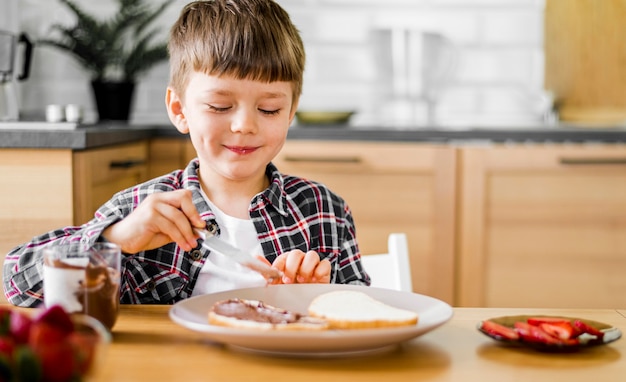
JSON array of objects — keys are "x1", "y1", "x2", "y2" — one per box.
[{"x1": 198, "y1": 167, "x2": 269, "y2": 219}]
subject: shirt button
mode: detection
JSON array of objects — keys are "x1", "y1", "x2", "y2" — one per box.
[
  {"x1": 206, "y1": 223, "x2": 218, "y2": 235},
  {"x1": 146, "y1": 281, "x2": 156, "y2": 291},
  {"x1": 190, "y1": 249, "x2": 203, "y2": 261}
]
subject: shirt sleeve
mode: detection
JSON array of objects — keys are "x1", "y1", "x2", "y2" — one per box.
[{"x1": 2, "y1": 206, "x2": 122, "y2": 307}]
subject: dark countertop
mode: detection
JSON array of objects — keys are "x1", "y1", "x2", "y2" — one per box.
[{"x1": 1, "y1": 121, "x2": 626, "y2": 149}]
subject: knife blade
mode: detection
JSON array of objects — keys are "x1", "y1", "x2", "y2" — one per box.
[{"x1": 194, "y1": 228, "x2": 283, "y2": 282}]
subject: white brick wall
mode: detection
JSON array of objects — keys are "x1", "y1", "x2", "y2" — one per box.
[{"x1": 12, "y1": 0, "x2": 546, "y2": 127}]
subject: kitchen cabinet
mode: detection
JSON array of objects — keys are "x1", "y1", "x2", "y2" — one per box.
[
  {"x1": 456, "y1": 144, "x2": 626, "y2": 309},
  {"x1": 73, "y1": 141, "x2": 149, "y2": 224},
  {"x1": 545, "y1": 0, "x2": 626, "y2": 123},
  {"x1": 273, "y1": 140, "x2": 457, "y2": 304},
  {"x1": 148, "y1": 137, "x2": 195, "y2": 178},
  {"x1": 0, "y1": 141, "x2": 149, "y2": 258}
]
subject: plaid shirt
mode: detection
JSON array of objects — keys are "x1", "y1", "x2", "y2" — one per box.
[{"x1": 3, "y1": 159, "x2": 369, "y2": 306}]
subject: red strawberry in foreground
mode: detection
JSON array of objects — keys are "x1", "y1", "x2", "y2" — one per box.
[
  {"x1": 32, "y1": 341, "x2": 76, "y2": 382},
  {"x1": 9, "y1": 310, "x2": 33, "y2": 344},
  {"x1": 28, "y1": 322, "x2": 70, "y2": 350},
  {"x1": 33, "y1": 305, "x2": 74, "y2": 335}
]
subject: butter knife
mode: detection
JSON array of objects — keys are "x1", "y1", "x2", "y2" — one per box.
[{"x1": 194, "y1": 228, "x2": 283, "y2": 282}]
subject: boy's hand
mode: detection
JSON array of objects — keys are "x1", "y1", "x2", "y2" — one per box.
[
  {"x1": 102, "y1": 189, "x2": 205, "y2": 253},
  {"x1": 259, "y1": 250, "x2": 331, "y2": 284}
]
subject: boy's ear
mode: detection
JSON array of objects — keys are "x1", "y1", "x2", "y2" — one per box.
[
  {"x1": 166, "y1": 87, "x2": 189, "y2": 134},
  {"x1": 289, "y1": 99, "x2": 299, "y2": 125}
]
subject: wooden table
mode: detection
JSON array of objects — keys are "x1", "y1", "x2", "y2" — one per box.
[{"x1": 91, "y1": 306, "x2": 626, "y2": 381}]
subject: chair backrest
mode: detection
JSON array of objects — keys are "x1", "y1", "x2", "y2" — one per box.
[{"x1": 360, "y1": 233, "x2": 413, "y2": 292}]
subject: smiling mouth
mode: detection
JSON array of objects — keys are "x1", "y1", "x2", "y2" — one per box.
[{"x1": 226, "y1": 146, "x2": 258, "y2": 155}]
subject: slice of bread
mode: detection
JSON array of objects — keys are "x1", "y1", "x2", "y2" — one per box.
[
  {"x1": 307, "y1": 290, "x2": 419, "y2": 329},
  {"x1": 208, "y1": 298, "x2": 329, "y2": 331}
]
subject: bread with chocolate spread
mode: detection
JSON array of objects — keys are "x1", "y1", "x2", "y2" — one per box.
[
  {"x1": 307, "y1": 290, "x2": 419, "y2": 329},
  {"x1": 208, "y1": 298, "x2": 329, "y2": 330}
]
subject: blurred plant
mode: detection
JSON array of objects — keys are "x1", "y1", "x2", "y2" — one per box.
[{"x1": 38, "y1": 0, "x2": 171, "y2": 82}]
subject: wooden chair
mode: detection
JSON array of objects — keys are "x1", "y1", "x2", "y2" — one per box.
[{"x1": 360, "y1": 233, "x2": 413, "y2": 292}]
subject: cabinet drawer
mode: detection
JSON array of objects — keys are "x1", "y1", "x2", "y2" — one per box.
[{"x1": 73, "y1": 141, "x2": 149, "y2": 224}]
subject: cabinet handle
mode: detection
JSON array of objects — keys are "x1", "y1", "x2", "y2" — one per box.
[
  {"x1": 559, "y1": 157, "x2": 626, "y2": 166},
  {"x1": 283, "y1": 155, "x2": 362, "y2": 163},
  {"x1": 109, "y1": 159, "x2": 146, "y2": 169}
]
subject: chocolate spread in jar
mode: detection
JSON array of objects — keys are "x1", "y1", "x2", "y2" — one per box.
[{"x1": 76, "y1": 263, "x2": 120, "y2": 330}]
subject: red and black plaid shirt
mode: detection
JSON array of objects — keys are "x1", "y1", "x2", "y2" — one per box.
[{"x1": 3, "y1": 159, "x2": 369, "y2": 306}]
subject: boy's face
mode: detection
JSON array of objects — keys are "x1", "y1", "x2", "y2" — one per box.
[{"x1": 166, "y1": 72, "x2": 297, "y2": 185}]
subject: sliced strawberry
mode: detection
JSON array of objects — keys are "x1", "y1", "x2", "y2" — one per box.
[
  {"x1": 573, "y1": 320, "x2": 605, "y2": 339},
  {"x1": 481, "y1": 320, "x2": 519, "y2": 340},
  {"x1": 514, "y1": 322, "x2": 562, "y2": 345},
  {"x1": 526, "y1": 317, "x2": 571, "y2": 326},
  {"x1": 538, "y1": 321, "x2": 579, "y2": 340}
]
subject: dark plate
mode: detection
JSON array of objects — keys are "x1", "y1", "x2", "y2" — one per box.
[{"x1": 477, "y1": 315, "x2": 622, "y2": 352}]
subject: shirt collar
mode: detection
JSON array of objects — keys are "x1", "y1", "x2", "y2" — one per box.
[{"x1": 182, "y1": 159, "x2": 289, "y2": 218}]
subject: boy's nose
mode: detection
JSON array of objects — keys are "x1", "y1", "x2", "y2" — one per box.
[{"x1": 230, "y1": 111, "x2": 259, "y2": 134}]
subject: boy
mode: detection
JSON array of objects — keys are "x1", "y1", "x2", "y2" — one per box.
[{"x1": 3, "y1": 0, "x2": 369, "y2": 306}]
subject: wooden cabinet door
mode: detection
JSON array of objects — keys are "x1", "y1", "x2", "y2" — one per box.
[
  {"x1": 148, "y1": 137, "x2": 195, "y2": 179},
  {"x1": 457, "y1": 144, "x2": 626, "y2": 308},
  {"x1": 273, "y1": 141, "x2": 457, "y2": 303},
  {"x1": 0, "y1": 149, "x2": 74, "y2": 258},
  {"x1": 73, "y1": 141, "x2": 149, "y2": 224}
]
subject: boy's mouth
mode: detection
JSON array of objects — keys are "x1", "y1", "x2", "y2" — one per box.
[{"x1": 225, "y1": 145, "x2": 258, "y2": 155}]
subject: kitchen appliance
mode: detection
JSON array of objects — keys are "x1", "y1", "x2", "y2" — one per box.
[
  {"x1": 0, "y1": 30, "x2": 32, "y2": 121},
  {"x1": 372, "y1": 28, "x2": 458, "y2": 126}
]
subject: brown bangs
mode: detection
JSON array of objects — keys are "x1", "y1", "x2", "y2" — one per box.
[{"x1": 169, "y1": 0, "x2": 305, "y2": 99}]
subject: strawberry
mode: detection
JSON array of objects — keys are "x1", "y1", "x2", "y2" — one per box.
[
  {"x1": 573, "y1": 320, "x2": 605, "y2": 339},
  {"x1": 514, "y1": 322, "x2": 562, "y2": 345},
  {"x1": 480, "y1": 320, "x2": 519, "y2": 340},
  {"x1": 9, "y1": 310, "x2": 33, "y2": 344},
  {"x1": 527, "y1": 317, "x2": 571, "y2": 326},
  {"x1": 28, "y1": 322, "x2": 70, "y2": 350},
  {"x1": 0, "y1": 337, "x2": 15, "y2": 360},
  {"x1": 33, "y1": 305, "x2": 74, "y2": 335},
  {"x1": 33, "y1": 341, "x2": 76, "y2": 382},
  {"x1": 538, "y1": 321, "x2": 579, "y2": 340}
]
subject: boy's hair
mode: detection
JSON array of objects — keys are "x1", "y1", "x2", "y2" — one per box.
[{"x1": 168, "y1": 0, "x2": 305, "y2": 104}]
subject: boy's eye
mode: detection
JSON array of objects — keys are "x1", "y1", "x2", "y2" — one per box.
[
  {"x1": 207, "y1": 104, "x2": 231, "y2": 112},
  {"x1": 260, "y1": 108, "x2": 281, "y2": 115}
]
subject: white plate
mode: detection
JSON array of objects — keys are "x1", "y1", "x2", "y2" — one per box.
[{"x1": 169, "y1": 284, "x2": 453, "y2": 356}]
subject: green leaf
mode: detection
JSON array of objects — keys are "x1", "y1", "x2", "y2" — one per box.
[
  {"x1": 14, "y1": 346, "x2": 42, "y2": 382},
  {"x1": 38, "y1": 0, "x2": 172, "y2": 82}
]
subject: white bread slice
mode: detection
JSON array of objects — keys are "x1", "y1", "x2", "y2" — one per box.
[
  {"x1": 307, "y1": 290, "x2": 419, "y2": 329},
  {"x1": 208, "y1": 298, "x2": 329, "y2": 331}
]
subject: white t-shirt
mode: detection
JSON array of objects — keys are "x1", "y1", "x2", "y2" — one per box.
[{"x1": 191, "y1": 193, "x2": 266, "y2": 296}]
